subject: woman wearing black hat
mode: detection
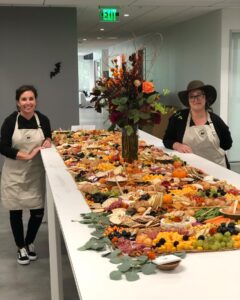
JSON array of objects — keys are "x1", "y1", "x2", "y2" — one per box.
[{"x1": 163, "y1": 80, "x2": 232, "y2": 168}]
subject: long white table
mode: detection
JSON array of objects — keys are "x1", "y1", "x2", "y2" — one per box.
[{"x1": 41, "y1": 131, "x2": 240, "y2": 300}]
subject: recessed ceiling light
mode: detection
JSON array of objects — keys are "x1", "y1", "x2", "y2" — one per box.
[
  {"x1": 82, "y1": 38, "x2": 87, "y2": 41},
  {"x1": 124, "y1": 13, "x2": 130, "y2": 17},
  {"x1": 100, "y1": 28, "x2": 105, "y2": 31}
]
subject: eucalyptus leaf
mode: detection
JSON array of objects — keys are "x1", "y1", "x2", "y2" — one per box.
[
  {"x1": 135, "y1": 255, "x2": 148, "y2": 264},
  {"x1": 108, "y1": 249, "x2": 122, "y2": 258},
  {"x1": 110, "y1": 257, "x2": 122, "y2": 264},
  {"x1": 174, "y1": 252, "x2": 186, "y2": 259},
  {"x1": 117, "y1": 262, "x2": 132, "y2": 273},
  {"x1": 78, "y1": 239, "x2": 96, "y2": 251},
  {"x1": 125, "y1": 271, "x2": 140, "y2": 282},
  {"x1": 91, "y1": 242, "x2": 106, "y2": 251},
  {"x1": 121, "y1": 256, "x2": 131, "y2": 263},
  {"x1": 91, "y1": 231, "x2": 104, "y2": 238},
  {"x1": 110, "y1": 270, "x2": 122, "y2": 281},
  {"x1": 80, "y1": 219, "x2": 93, "y2": 224},
  {"x1": 87, "y1": 224, "x2": 96, "y2": 228},
  {"x1": 141, "y1": 263, "x2": 157, "y2": 275}
]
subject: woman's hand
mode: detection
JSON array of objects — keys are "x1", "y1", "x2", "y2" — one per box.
[
  {"x1": 29, "y1": 146, "x2": 42, "y2": 159},
  {"x1": 173, "y1": 142, "x2": 193, "y2": 153},
  {"x1": 41, "y1": 138, "x2": 51, "y2": 149},
  {"x1": 17, "y1": 146, "x2": 42, "y2": 160}
]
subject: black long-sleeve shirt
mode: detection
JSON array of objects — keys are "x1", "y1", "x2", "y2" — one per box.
[
  {"x1": 163, "y1": 109, "x2": 233, "y2": 150},
  {"x1": 0, "y1": 111, "x2": 51, "y2": 159}
]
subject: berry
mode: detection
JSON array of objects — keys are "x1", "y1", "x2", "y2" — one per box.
[{"x1": 156, "y1": 238, "x2": 166, "y2": 247}]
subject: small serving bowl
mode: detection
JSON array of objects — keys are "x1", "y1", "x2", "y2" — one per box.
[
  {"x1": 153, "y1": 254, "x2": 181, "y2": 271},
  {"x1": 156, "y1": 260, "x2": 181, "y2": 271},
  {"x1": 220, "y1": 208, "x2": 240, "y2": 220}
]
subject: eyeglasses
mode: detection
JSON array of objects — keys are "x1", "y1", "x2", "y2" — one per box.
[{"x1": 189, "y1": 93, "x2": 205, "y2": 101}]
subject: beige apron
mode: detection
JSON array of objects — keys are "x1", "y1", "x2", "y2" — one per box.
[
  {"x1": 1, "y1": 113, "x2": 45, "y2": 210},
  {"x1": 182, "y1": 112, "x2": 226, "y2": 168}
]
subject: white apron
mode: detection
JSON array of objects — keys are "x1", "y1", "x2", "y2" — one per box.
[
  {"x1": 1, "y1": 113, "x2": 45, "y2": 210},
  {"x1": 182, "y1": 112, "x2": 226, "y2": 168}
]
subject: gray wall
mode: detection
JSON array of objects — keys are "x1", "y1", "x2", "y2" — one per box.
[
  {"x1": 108, "y1": 10, "x2": 222, "y2": 113},
  {"x1": 160, "y1": 10, "x2": 222, "y2": 114},
  {"x1": 0, "y1": 7, "x2": 79, "y2": 130}
]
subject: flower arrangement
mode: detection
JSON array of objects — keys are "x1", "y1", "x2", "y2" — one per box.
[
  {"x1": 90, "y1": 50, "x2": 169, "y2": 163},
  {"x1": 91, "y1": 50, "x2": 169, "y2": 136}
]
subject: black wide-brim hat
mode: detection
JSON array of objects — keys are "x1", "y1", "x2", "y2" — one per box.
[{"x1": 178, "y1": 80, "x2": 217, "y2": 107}]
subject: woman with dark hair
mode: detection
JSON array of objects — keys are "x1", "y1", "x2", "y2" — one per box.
[
  {"x1": 0, "y1": 85, "x2": 51, "y2": 265},
  {"x1": 163, "y1": 80, "x2": 232, "y2": 168}
]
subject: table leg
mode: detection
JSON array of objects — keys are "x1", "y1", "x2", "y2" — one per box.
[{"x1": 46, "y1": 175, "x2": 64, "y2": 300}]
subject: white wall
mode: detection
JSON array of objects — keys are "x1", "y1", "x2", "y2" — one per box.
[
  {"x1": 0, "y1": 7, "x2": 79, "y2": 130},
  {"x1": 221, "y1": 9, "x2": 240, "y2": 161},
  {"x1": 78, "y1": 56, "x2": 93, "y2": 93},
  {"x1": 221, "y1": 9, "x2": 240, "y2": 121}
]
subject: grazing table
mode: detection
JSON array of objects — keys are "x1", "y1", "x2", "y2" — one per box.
[{"x1": 41, "y1": 130, "x2": 240, "y2": 300}]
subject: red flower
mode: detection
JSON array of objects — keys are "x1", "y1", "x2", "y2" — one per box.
[{"x1": 109, "y1": 111, "x2": 123, "y2": 124}]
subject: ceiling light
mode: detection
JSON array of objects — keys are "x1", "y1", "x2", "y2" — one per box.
[
  {"x1": 100, "y1": 28, "x2": 105, "y2": 31},
  {"x1": 124, "y1": 13, "x2": 130, "y2": 17},
  {"x1": 82, "y1": 38, "x2": 87, "y2": 41}
]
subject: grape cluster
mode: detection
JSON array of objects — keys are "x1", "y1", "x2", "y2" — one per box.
[
  {"x1": 194, "y1": 231, "x2": 234, "y2": 251},
  {"x1": 217, "y1": 222, "x2": 238, "y2": 235},
  {"x1": 108, "y1": 230, "x2": 134, "y2": 240}
]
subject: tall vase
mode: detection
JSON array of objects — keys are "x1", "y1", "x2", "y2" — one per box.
[{"x1": 121, "y1": 126, "x2": 138, "y2": 163}]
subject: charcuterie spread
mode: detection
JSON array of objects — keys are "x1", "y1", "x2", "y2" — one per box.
[{"x1": 52, "y1": 129, "x2": 240, "y2": 278}]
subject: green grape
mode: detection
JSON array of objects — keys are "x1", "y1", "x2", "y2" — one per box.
[
  {"x1": 222, "y1": 236, "x2": 230, "y2": 243},
  {"x1": 220, "y1": 241, "x2": 226, "y2": 248},
  {"x1": 214, "y1": 241, "x2": 221, "y2": 250},
  {"x1": 210, "y1": 244, "x2": 218, "y2": 250},
  {"x1": 224, "y1": 231, "x2": 231, "y2": 237},
  {"x1": 203, "y1": 242, "x2": 209, "y2": 250},
  {"x1": 208, "y1": 236, "x2": 215, "y2": 244},
  {"x1": 214, "y1": 233, "x2": 223, "y2": 241}
]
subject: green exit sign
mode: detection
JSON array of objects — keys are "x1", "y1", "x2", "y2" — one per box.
[{"x1": 99, "y1": 7, "x2": 120, "y2": 22}]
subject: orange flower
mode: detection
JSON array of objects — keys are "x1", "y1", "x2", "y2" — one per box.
[{"x1": 142, "y1": 81, "x2": 155, "y2": 94}]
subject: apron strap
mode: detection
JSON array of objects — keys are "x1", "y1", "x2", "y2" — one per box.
[{"x1": 34, "y1": 113, "x2": 41, "y2": 128}]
